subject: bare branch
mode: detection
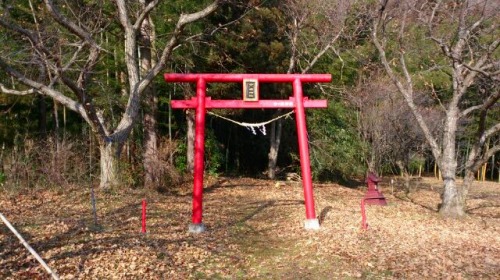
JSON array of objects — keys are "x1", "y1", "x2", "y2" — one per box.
[
  {"x1": 0, "y1": 84, "x2": 36, "y2": 95},
  {"x1": 459, "y1": 104, "x2": 482, "y2": 118},
  {"x1": 115, "y1": 0, "x2": 133, "y2": 31},
  {"x1": 133, "y1": 0, "x2": 159, "y2": 30},
  {"x1": 144, "y1": 0, "x2": 221, "y2": 87},
  {"x1": 60, "y1": 42, "x2": 86, "y2": 72},
  {"x1": 400, "y1": 52, "x2": 413, "y2": 92},
  {"x1": 210, "y1": 4, "x2": 256, "y2": 36},
  {"x1": 462, "y1": 62, "x2": 496, "y2": 77},
  {"x1": 0, "y1": 18, "x2": 55, "y2": 62},
  {"x1": 481, "y1": 123, "x2": 500, "y2": 145},
  {"x1": 43, "y1": 0, "x2": 102, "y2": 92},
  {"x1": 44, "y1": 0, "x2": 96, "y2": 44},
  {"x1": 372, "y1": 1, "x2": 442, "y2": 161},
  {"x1": 425, "y1": 0, "x2": 449, "y2": 58},
  {"x1": 178, "y1": 1, "x2": 221, "y2": 26},
  {"x1": 287, "y1": 18, "x2": 299, "y2": 74},
  {"x1": 429, "y1": 36, "x2": 452, "y2": 57},
  {"x1": 184, "y1": 3, "x2": 258, "y2": 43},
  {"x1": 481, "y1": 87, "x2": 500, "y2": 111},
  {"x1": 483, "y1": 145, "x2": 500, "y2": 164},
  {"x1": 469, "y1": 142, "x2": 500, "y2": 173},
  {"x1": 112, "y1": 0, "x2": 222, "y2": 142},
  {"x1": 0, "y1": 57, "x2": 88, "y2": 121},
  {"x1": 301, "y1": 28, "x2": 343, "y2": 74},
  {"x1": 430, "y1": 82, "x2": 446, "y2": 112},
  {"x1": 426, "y1": 1, "x2": 455, "y2": 57},
  {"x1": 428, "y1": 0, "x2": 442, "y2": 25}
]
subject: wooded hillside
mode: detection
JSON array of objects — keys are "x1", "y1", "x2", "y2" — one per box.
[{"x1": 0, "y1": 0, "x2": 498, "y2": 217}]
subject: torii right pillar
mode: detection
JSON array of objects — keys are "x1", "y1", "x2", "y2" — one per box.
[{"x1": 293, "y1": 78, "x2": 320, "y2": 229}]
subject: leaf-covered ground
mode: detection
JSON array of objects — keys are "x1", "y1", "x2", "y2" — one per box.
[{"x1": 1, "y1": 177, "x2": 499, "y2": 279}]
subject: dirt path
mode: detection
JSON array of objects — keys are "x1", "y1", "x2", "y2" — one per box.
[{"x1": 1, "y1": 177, "x2": 499, "y2": 279}]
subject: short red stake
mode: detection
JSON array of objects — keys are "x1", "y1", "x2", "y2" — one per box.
[{"x1": 141, "y1": 199, "x2": 147, "y2": 233}]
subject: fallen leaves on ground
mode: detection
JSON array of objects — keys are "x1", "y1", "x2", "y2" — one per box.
[{"x1": 0, "y1": 177, "x2": 499, "y2": 279}]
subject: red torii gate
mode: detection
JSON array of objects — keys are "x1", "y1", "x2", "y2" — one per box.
[{"x1": 164, "y1": 73, "x2": 331, "y2": 233}]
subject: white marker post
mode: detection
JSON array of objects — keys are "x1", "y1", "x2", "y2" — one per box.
[{"x1": 0, "y1": 212, "x2": 60, "y2": 280}]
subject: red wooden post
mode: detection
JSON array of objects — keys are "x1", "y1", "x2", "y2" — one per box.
[
  {"x1": 141, "y1": 199, "x2": 147, "y2": 233},
  {"x1": 164, "y1": 73, "x2": 331, "y2": 83},
  {"x1": 190, "y1": 78, "x2": 207, "y2": 233},
  {"x1": 171, "y1": 97, "x2": 327, "y2": 109},
  {"x1": 293, "y1": 79, "x2": 319, "y2": 229}
]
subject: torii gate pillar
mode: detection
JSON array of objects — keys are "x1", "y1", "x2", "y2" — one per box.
[
  {"x1": 165, "y1": 73, "x2": 331, "y2": 233},
  {"x1": 192, "y1": 78, "x2": 207, "y2": 232},
  {"x1": 292, "y1": 78, "x2": 318, "y2": 229}
]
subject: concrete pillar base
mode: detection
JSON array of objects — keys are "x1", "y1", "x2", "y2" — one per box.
[
  {"x1": 304, "y1": 218, "x2": 320, "y2": 230},
  {"x1": 188, "y1": 223, "x2": 206, "y2": 233}
]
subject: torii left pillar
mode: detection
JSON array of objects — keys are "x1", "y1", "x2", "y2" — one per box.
[{"x1": 165, "y1": 73, "x2": 331, "y2": 233}]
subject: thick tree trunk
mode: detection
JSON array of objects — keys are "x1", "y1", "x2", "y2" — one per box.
[
  {"x1": 143, "y1": 100, "x2": 158, "y2": 188},
  {"x1": 439, "y1": 177, "x2": 466, "y2": 217},
  {"x1": 370, "y1": 0, "x2": 499, "y2": 219},
  {"x1": 38, "y1": 96, "x2": 47, "y2": 138},
  {"x1": 186, "y1": 110, "x2": 195, "y2": 173},
  {"x1": 438, "y1": 157, "x2": 466, "y2": 217},
  {"x1": 140, "y1": 4, "x2": 159, "y2": 189},
  {"x1": 438, "y1": 108, "x2": 465, "y2": 217},
  {"x1": 367, "y1": 152, "x2": 377, "y2": 174},
  {"x1": 267, "y1": 118, "x2": 283, "y2": 179},
  {"x1": 438, "y1": 114, "x2": 464, "y2": 216},
  {"x1": 462, "y1": 170, "x2": 474, "y2": 202},
  {"x1": 396, "y1": 160, "x2": 412, "y2": 194},
  {"x1": 0, "y1": 0, "x2": 224, "y2": 192},
  {"x1": 99, "y1": 140, "x2": 119, "y2": 189}
]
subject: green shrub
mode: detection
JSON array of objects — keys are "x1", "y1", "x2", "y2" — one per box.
[
  {"x1": 0, "y1": 172, "x2": 5, "y2": 185},
  {"x1": 174, "y1": 130, "x2": 225, "y2": 176}
]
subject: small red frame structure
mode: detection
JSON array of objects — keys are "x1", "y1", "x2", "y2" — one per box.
[
  {"x1": 164, "y1": 73, "x2": 331, "y2": 232},
  {"x1": 363, "y1": 172, "x2": 387, "y2": 206}
]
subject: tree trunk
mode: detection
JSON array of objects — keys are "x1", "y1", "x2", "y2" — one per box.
[
  {"x1": 99, "y1": 140, "x2": 119, "y2": 189},
  {"x1": 439, "y1": 177, "x2": 465, "y2": 217},
  {"x1": 140, "y1": 1, "x2": 159, "y2": 189},
  {"x1": 0, "y1": 0, "x2": 223, "y2": 192},
  {"x1": 396, "y1": 160, "x2": 412, "y2": 194},
  {"x1": 38, "y1": 96, "x2": 47, "y2": 138},
  {"x1": 491, "y1": 154, "x2": 495, "y2": 180},
  {"x1": 439, "y1": 158, "x2": 466, "y2": 217},
  {"x1": 367, "y1": 152, "x2": 377, "y2": 174},
  {"x1": 143, "y1": 99, "x2": 158, "y2": 188},
  {"x1": 186, "y1": 110, "x2": 195, "y2": 173},
  {"x1": 370, "y1": 0, "x2": 499, "y2": 219},
  {"x1": 462, "y1": 169, "x2": 474, "y2": 203},
  {"x1": 438, "y1": 107, "x2": 465, "y2": 216},
  {"x1": 267, "y1": 117, "x2": 283, "y2": 179},
  {"x1": 52, "y1": 101, "x2": 60, "y2": 178}
]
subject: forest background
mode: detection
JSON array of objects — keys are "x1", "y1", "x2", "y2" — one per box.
[{"x1": 0, "y1": 0, "x2": 498, "y2": 218}]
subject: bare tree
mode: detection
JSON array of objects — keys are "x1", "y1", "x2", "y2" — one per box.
[
  {"x1": 371, "y1": 0, "x2": 499, "y2": 217},
  {"x1": 0, "y1": 0, "x2": 222, "y2": 188},
  {"x1": 267, "y1": 0, "x2": 351, "y2": 179},
  {"x1": 138, "y1": 0, "x2": 160, "y2": 188},
  {"x1": 353, "y1": 72, "x2": 439, "y2": 175}
]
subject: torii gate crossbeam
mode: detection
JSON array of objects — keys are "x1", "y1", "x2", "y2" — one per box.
[{"x1": 164, "y1": 73, "x2": 331, "y2": 233}]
